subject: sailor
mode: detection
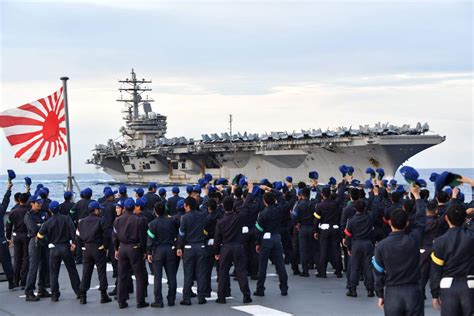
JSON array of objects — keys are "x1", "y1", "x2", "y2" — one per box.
[
  {"x1": 176, "y1": 197, "x2": 208, "y2": 305},
  {"x1": 158, "y1": 188, "x2": 167, "y2": 204},
  {"x1": 340, "y1": 187, "x2": 360, "y2": 283},
  {"x1": 254, "y1": 190, "x2": 289, "y2": 297},
  {"x1": 77, "y1": 201, "x2": 112, "y2": 305},
  {"x1": 24, "y1": 195, "x2": 51, "y2": 301},
  {"x1": 115, "y1": 185, "x2": 128, "y2": 203},
  {"x1": 58, "y1": 191, "x2": 74, "y2": 216},
  {"x1": 313, "y1": 179, "x2": 347, "y2": 278},
  {"x1": 113, "y1": 198, "x2": 149, "y2": 309},
  {"x1": 214, "y1": 196, "x2": 253, "y2": 304},
  {"x1": 146, "y1": 202, "x2": 180, "y2": 308},
  {"x1": 202, "y1": 199, "x2": 221, "y2": 297},
  {"x1": 430, "y1": 203, "x2": 474, "y2": 315},
  {"x1": 382, "y1": 191, "x2": 403, "y2": 236},
  {"x1": 97, "y1": 186, "x2": 112, "y2": 204},
  {"x1": 38, "y1": 187, "x2": 51, "y2": 213},
  {"x1": 166, "y1": 186, "x2": 182, "y2": 216},
  {"x1": 372, "y1": 185, "x2": 426, "y2": 315},
  {"x1": 0, "y1": 181, "x2": 15, "y2": 290},
  {"x1": 144, "y1": 182, "x2": 160, "y2": 210},
  {"x1": 135, "y1": 197, "x2": 155, "y2": 223},
  {"x1": 6, "y1": 192, "x2": 30, "y2": 289},
  {"x1": 70, "y1": 187, "x2": 94, "y2": 264},
  {"x1": 278, "y1": 184, "x2": 299, "y2": 275},
  {"x1": 36, "y1": 201, "x2": 80, "y2": 302},
  {"x1": 101, "y1": 188, "x2": 117, "y2": 276},
  {"x1": 344, "y1": 186, "x2": 382, "y2": 298},
  {"x1": 291, "y1": 187, "x2": 316, "y2": 277}
]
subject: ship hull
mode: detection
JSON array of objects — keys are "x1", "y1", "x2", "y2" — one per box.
[{"x1": 94, "y1": 135, "x2": 445, "y2": 185}]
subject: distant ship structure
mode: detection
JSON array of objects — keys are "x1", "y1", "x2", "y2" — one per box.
[{"x1": 87, "y1": 70, "x2": 445, "y2": 184}]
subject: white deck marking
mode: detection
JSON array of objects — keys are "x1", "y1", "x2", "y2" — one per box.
[{"x1": 232, "y1": 305, "x2": 293, "y2": 316}]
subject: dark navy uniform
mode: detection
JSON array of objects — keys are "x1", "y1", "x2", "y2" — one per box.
[
  {"x1": 373, "y1": 199, "x2": 426, "y2": 316},
  {"x1": 101, "y1": 199, "x2": 117, "y2": 276},
  {"x1": 24, "y1": 207, "x2": 49, "y2": 298},
  {"x1": 430, "y1": 226, "x2": 474, "y2": 316},
  {"x1": 238, "y1": 194, "x2": 262, "y2": 279},
  {"x1": 77, "y1": 213, "x2": 110, "y2": 303},
  {"x1": 292, "y1": 197, "x2": 316, "y2": 275},
  {"x1": 0, "y1": 189, "x2": 14, "y2": 287},
  {"x1": 166, "y1": 195, "x2": 182, "y2": 216},
  {"x1": 113, "y1": 211, "x2": 148, "y2": 307},
  {"x1": 177, "y1": 208, "x2": 208, "y2": 304},
  {"x1": 202, "y1": 208, "x2": 221, "y2": 297},
  {"x1": 37, "y1": 213, "x2": 80, "y2": 300},
  {"x1": 144, "y1": 191, "x2": 160, "y2": 211},
  {"x1": 255, "y1": 195, "x2": 288, "y2": 296},
  {"x1": 214, "y1": 196, "x2": 252, "y2": 302},
  {"x1": 6, "y1": 203, "x2": 29, "y2": 287},
  {"x1": 147, "y1": 215, "x2": 180, "y2": 306},
  {"x1": 313, "y1": 182, "x2": 346, "y2": 277},
  {"x1": 58, "y1": 200, "x2": 74, "y2": 216},
  {"x1": 70, "y1": 197, "x2": 94, "y2": 263}
]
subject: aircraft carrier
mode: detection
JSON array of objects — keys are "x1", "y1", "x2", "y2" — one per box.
[{"x1": 87, "y1": 70, "x2": 446, "y2": 184}]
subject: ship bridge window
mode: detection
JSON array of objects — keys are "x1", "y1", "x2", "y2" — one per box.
[
  {"x1": 172, "y1": 162, "x2": 179, "y2": 170},
  {"x1": 181, "y1": 162, "x2": 186, "y2": 169},
  {"x1": 150, "y1": 161, "x2": 156, "y2": 164},
  {"x1": 131, "y1": 164, "x2": 136, "y2": 170},
  {"x1": 145, "y1": 163, "x2": 151, "y2": 169}
]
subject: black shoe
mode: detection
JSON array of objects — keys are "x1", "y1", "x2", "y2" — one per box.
[
  {"x1": 79, "y1": 294, "x2": 87, "y2": 304},
  {"x1": 299, "y1": 272, "x2": 309, "y2": 277},
  {"x1": 108, "y1": 288, "x2": 117, "y2": 296},
  {"x1": 346, "y1": 289, "x2": 357, "y2": 297},
  {"x1": 180, "y1": 300, "x2": 191, "y2": 306},
  {"x1": 168, "y1": 300, "x2": 175, "y2": 307},
  {"x1": 335, "y1": 271, "x2": 343, "y2": 278},
  {"x1": 281, "y1": 291, "x2": 288, "y2": 296},
  {"x1": 198, "y1": 298, "x2": 207, "y2": 305},
  {"x1": 37, "y1": 290, "x2": 52, "y2": 298},
  {"x1": 8, "y1": 278, "x2": 16, "y2": 290},
  {"x1": 190, "y1": 292, "x2": 197, "y2": 298},
  {"x1": 243, "y1": 296, "x2": 252, "y2": 304},
  {"x1": 253, "y1": 290, "x2": 264, "y2": 297},
  {"x1": 100, "y1": 292, "x2": 112, "y2": 303},
  {"x1": 137, "y1": 301, "x2": 149, "y2": 308},
  {"x1": 25, "y1": 294, "x2": 40, "y2": 302},
  {"x1": 315, "y1": 273, "x2": 327, "y2": 278},
  {"x1": 367, "y1": 290, "x2": 375, "y2": 297},
  {"x1": 51, "y1": 295, "x2": 59, "y2": 302},
  {"x1": 215, "y1": 298, "x2": 226, "y2": 304},
  {"x1": 118, "y1": 302, "x2": 128, "y2": 309},
  {"x1": 293, "y1": 270, "x2": 301, "y2": 276},
  {"x1": 151, "y1": 302, "x2": 164, "y2": 308}
]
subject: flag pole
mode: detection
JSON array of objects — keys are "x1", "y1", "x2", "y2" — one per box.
[{"x1": 60, "y1": 76, "x2": 73, "y2": 192}]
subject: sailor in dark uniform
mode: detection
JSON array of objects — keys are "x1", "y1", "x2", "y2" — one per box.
[
  {"x1": 144, "y1": 182, "x2": 160, "y2": 211},
  {"x1": 147, "y1": 202, "x2": 180, "y2": 308},
  {"x1": 372, "y1": 185, "x2": 426, "y2": 316},
  {"x1": 166, "y1": 186, "x2": 182, "y2": 216},
  {"x1": 101, "y1": 189, "x2": 117, "y2": 276},
  {"x1": 37, "y1": 201, "x2": 81, "y2": 302},
  {"x1": 113, "y1": 198, "x2": 149, "y2": 309},
  {"x1": 134, "y1": 187, "x2": 145, "y2": 199},
  {"x1": 70, "y1": 187, "x2": 94, "y2": 264},
  {"x1": 158, "y1": 188, "x2": 167, "y2": 204},
  {"x1": 202, "y1": 199, "x2": 221, "y2": 297},
  {"x1": 77, "y1": 201, "x2": 112, "y2": 305},
  {"x1": 430, "y1": 203, "x2": 474, "y2": 316},
  {"x1": 0, "y1": 182, "x2": 14, "y2": 290},
  {"x1": 58, "y1": 191, "x2": 74, "y2": 216}
]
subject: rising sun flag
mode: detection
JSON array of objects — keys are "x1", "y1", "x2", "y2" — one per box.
[{"x1": 0, "y1": 88, "x2": 67, "y2": 163}]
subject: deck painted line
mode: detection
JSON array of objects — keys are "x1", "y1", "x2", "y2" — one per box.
[{"x1": 232, "y1": 305, "x2": 293, "y2": 316}]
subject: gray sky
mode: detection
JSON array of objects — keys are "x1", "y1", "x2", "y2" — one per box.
[{"x1": 0, "y1": 0, "x2": 472, "y2": 174}]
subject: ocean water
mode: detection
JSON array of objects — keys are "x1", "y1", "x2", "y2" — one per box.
[{"x1": 0, "y1": 168, "x2": 472, "y2": 208}]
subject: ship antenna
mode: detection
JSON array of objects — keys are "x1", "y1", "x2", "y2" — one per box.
[{"x1": 229, "y1": 114, "x2": 233, "y2": 143}]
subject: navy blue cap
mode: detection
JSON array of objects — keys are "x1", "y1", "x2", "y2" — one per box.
[
  {"x1": 136, "y1": 197, "x2": 147, "y2": 207},
  {"x1": 232, "y1": 174, "x2": 244, "y2": 186},
  {"x1": 396, "y1": 185, "x2": 406, "y2": 194},
  {"x1": 204, "y1": 173, "x2": 213, "y2": 182},
  {"x1": 376, "y1": 168, "x2": 385, "y2": 180},
  {"x1": 238, "y1": 177, "x2": 248, "y2": 187},
  {"x1": 429, "y1": 172, "x2": 439, "y2": 183},
  {"x1": 382, "y1": 179, "x2": 389, "y2": 188},
  {"x1": 64, "y1": 191, "x2": 73, "y2": 199},
  {"x1": 49, "y1": 201, "x2": 60, "y2": 213},
  {"x1": 208, "y1": 186, "x2": 217, "y2": 193},
  {"x1": 148, "y1": 182, "x2": 157, "y2": 190},
  {"x1": 444, "y1": 187, "x2": 452, "y2": 195},
  {"x1": 186, "y1": 185, "x2": 194, "y2": 194},
  {"x1": 259, "y1": 178, "x2": 271, "y2": 186},
  {"x1": 102, "y1": 186, "x2": 111, "y2": 193},
  {"x1": 24, "y1": 177, "x2": 32, "y2": 186},
  {"x1": 389, "y1": 179, "x2": 397, "y2": 187},
  {"x1": 400, "y1": 166, "x2": 419, "y2": 184},
  {"x1": 347, "y1": 166, "x2": 355, "y2": 176},
  {"x1": 134, "y1": 188, "x2": 144, "y2": 196},
  {"x1": 365, "y1": 168, "x2": 376, "y2": 178},
  {"x1": 104, "y1": 189, "x2": 117, "y2": 198},
  {"x1": 114, "y1": 199, "x2": 125, "y2": 208},
  {"x1": 433, "y1": 171, "x2": 462, "y2": 192},
  {"x1": 339, "y1": 165, "x2": 348, "y2": 176},
  {"x1": 364, "y1": 180, "x2": 373, "y2": 189},
  {"x1": 119, "y1": 185, "x2": 127, "y2": 194},
  {"x1": 83, "y1": 187, "x2": 93, "y2": 198},
  {"x1": 285, "y1": 176, "x2": 293, "y2": 183},
  {"x1": 172, "y1": 186, "x2": 180, "y2": 194},
  {"x1": 216, "y1": 178, "x2": 229, "y2": 186},
  {"x1": 177, "y1": 199, "x2": 185, "y2": 211},
  {"x1": 124, "y1": 198, "x2": 135, "y2": 209},
  {"x1": 36, "y1": 183, "x2": 44, "y2": 190},
  {"x1": 459, "y1": 192, "x2": 465, "y2": 202},
  {"x1": 158, "y1": 188, "x2": 166, "y2": 196},
  {"x1": 273, "y1": 181, "x2": 283, "y2": 191},
  {"x1": 38, "y1": 188, "x2": 49, "y2": 198},
  {"x1": 351, "y1": 179, "x2": 361, "y2": 187},
  {"x1": 28, "y1": 195, "x2": 43, "y2": 204},
  {"x1": 309, "y1": 171, "x2": 319, "y2": 180},
  {"x1": 7, "y1": 169, "x2": 16, "y2": 180},
  {"x1": 251, "y1": 186, "x2": 262, "y2": 196},
  {"x1": 416, "y1": 179, "x2": 427, "y2": 188},
  {"x1": 198, "y1": 178, "x2": 208, "y2": 187},
  {"x1": 88, "y1": 201, "x2": 105, "y2": 210},
  {"x1": 328, "y1": 177, "x2": 337, "y2": 186},
  {"x1": 193, "y1": 185, "x2": 201, "y2": 193}
]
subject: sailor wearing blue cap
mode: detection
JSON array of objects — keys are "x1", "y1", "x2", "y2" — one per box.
[
  {"x1": 116, "y1": 186, "x2": 128, "y2": 205},
  {"x1": 24, "y1": 194, "x2": 51, "y2": 301},
  {"x1": 158, "y1": 188, "x2": 167, "y2": 203},
  {"x1": 76, "y1": 201, "x2": 112, "y2": 305},
  {"x1": 70, "y1": 187, "x2": 95, "y2": 264},
  {"x1": 166, "y1": 187, "x2": 182, "y2": 216},
  {"x1": 0, "y1": 180, "x2": 15, "y2": 290},
  {"x1": 38, "y1": 187, "x2": 52, "y2": 213},
  {"x1": 144, "y1": 183, "x2": 160, "y2": 211},
  {"x1": 101, "y1": 188, "x2": 119, "y2": 278},
  {"x1": 135, "y1": 197, "x2": 155, "y2": 223},
  {"x1": 134, "y1": 188, "x2": 145, "y2": 198},
  {"x1": 37, "y1": 200, "x2": 81, "y2": 302},
  {"x1": 113, "y1": 198, "x2": 149, "y2": 309},
  {"x1": 58, "y1": 191, "x2": 75, "y2": 216}
]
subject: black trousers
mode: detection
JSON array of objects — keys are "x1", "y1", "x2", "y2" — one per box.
[
  {"x1": 348, "y1": 240, "x2": 374, "y2": 290},
  {"x1": 182, "y1": 244, "x2": 206, "y2": 301},
  {"x1": 25, "y1": 239, "x2": 48, "y2": 295},
  {"x1": 384, "y1": 284, "x2": 423, "y2": 316},
  {"x1": 256, "y1": 233, "x2": 288, "y2": 293},
  {"x1": 419, "y1": 247, "x2": 431, "y2": 297},
  {"x1": 152, "y1": 245, "x2": 177, "y2": 304},
  {"x1": 439, "y1": 277, "x2": 474, "y2": 316},
  {"x1": 242, "y1": 228, "x2": 259, "y2": 278},
  {"x1": 298, "y1": 225, "x2": 314, "y2": 274},
  {"x1": 0, "y1": 240, "x2": 13, "y2": 280},
  {"x1": 13, "y1": 234, "x2": 29, "y2": 286},
  {"x1": 217, "y1": 243, "x2": 250, "y2": 300},
  {"x1": 280, "y1": 227, "x2": 298, "y2": 272},
  {"x1": 49, "y1": 244, "x2": 81, "y2": 297},
  {"x1": 202, "y1": 242, "x2": 216, "y2": 296},
  {"x1": 80, "y1": 244, "x2": 108, "y2": 293},
  {"x1": 117, "y1": 244, "x2": 147, "y2": 304},
  {"x1": 318, "y1": 228, "x2": 342, "y2": 276}
]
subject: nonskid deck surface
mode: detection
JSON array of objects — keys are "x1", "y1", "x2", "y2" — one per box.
[{"x1": 0, "y1": 262, "x2": 439, "y2": 316}]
